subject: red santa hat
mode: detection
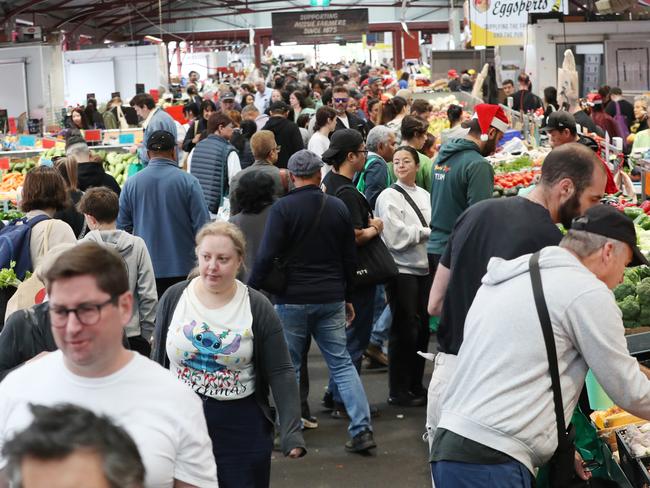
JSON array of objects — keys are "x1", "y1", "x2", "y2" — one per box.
[{"x1": 473, "y1": 103, "x2": 509, "y2": 141}]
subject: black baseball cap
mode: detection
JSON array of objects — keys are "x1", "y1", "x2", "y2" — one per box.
[
  {"x1": 541, "y1": 111, "x2": 576, "y2": 133},
  {"x1": 322, "y1": 129, "x2": 364, "y2": 161},
  {"x1": 571, "y1": 204, "x2": 648, "y2": 266},
  {"x1": 269, "y1": 100, "x2": 290, "y2": 113},
  {"x1": 146, "y1": 130, "x2": 176, "y2": 151}
]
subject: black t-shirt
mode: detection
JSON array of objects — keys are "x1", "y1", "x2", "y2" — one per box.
[
  {"x1": 574, "y1": 110, "x2": 604, "y2": 137},
  {"x1": 512, "y1": 90, "x2": 542, "y2": 113},
  {"x1": 437, "y1": 197, "x2": 563, "y2": 355},
  {"x1": 322, "y1": 171, "x2": 370, "y2": 230}
]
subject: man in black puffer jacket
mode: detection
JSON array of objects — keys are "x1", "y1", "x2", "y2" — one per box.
[{"x1": 261, "y1": 101, "x2": 304, "y2": 169}]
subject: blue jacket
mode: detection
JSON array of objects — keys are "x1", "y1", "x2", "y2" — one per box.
[
  {"x1": 139, "y1": 108, "x2": 178, "y2": 165},
  {"x1": 190, "y1": 134, "x2": 234, "y2": 213},
  {"x1": 249, "y1": 185, "x2": 357, "y2": 304},
  {"x1": 117, "y1": 157, "x2": 210, "y2": 278}
]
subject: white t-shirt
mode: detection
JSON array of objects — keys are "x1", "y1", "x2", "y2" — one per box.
[
  {"x1": 337, "y1": 114, "x2": 350, "y2": 128},
  {"x1": 308, "y1": 131, "x2": 331, "y2": 157},
  {"x1": 0, "y1": 351, "x2": 218, "y2": 488},
  {"x1": 167, "y1": 279, "x2": 255, "y2": 400}
]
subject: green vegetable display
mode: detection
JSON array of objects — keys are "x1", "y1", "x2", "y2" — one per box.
[{"x1": 0, "y1": 261, "x2": 21, "y2": 289}]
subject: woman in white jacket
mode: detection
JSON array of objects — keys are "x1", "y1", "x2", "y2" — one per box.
[{"x1": 375, "y1": 145, "x2": 432, "y2": 407}]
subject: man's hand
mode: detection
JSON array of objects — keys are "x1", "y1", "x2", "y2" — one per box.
[
  {"x1": 345, "y1": 303, "x2": 355, "y2": 327},
  {"x1": 369, "y1": 217, "x2": 384, "y2": 235},
  {"x1": 288, "y1": 447, "x2": 306, "y2": 458},
  {"x1": 574, "y1": 451, "x2": 593, "y2": 481},
  {"x1": 128, "y1": 145, "x2": 138, "y2": 154}
]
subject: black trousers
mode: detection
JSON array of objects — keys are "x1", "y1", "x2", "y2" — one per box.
[{"x1": 386, "y1": 273, "x2": 432, "y2": 397}]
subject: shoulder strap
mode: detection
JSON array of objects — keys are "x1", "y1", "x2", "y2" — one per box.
[
  {"x1": 529, "y1": 251, "x2": 569, "y2": 452},
  {"x1": 335, "y1": 182, "x2": 374, "y2": 219},
  {"x1": 283, "y1": 194, "x2": 328, "y2": 262},
  {"x1": 390, "y1": 184, "x2": 428, "y2": 227},
  {"x1": 279, "y1": 168, "x2": 290, "y2": 193}
]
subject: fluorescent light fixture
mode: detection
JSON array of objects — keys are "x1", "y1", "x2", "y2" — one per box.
[
  {"x1": 144, "y1": 35, "x2": 162, "y2": 43},
  {"x1": 281, "y1": 41, "x2": 298, "y2": 46}
]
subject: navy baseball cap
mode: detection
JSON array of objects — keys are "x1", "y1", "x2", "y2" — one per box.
[{"x1": 147, "y1": 130, "x2": 176, "y2": 151}]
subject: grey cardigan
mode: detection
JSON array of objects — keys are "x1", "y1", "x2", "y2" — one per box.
[{"x1": 152, "y1": 281, "x2": 305, "y2": 456}]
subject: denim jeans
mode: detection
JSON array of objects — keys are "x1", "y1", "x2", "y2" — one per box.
[
  {"x1": 370, "y1": 286, "x2": 392, "y2": 350},
  {"x1": 276, "y1": 301, "x2": 371, "y2": 437},
  {"x1": 431, "y1": 460, "x2": 533, "y2": 488},
  {"x1": 328, "y1": 285, "x2": 377, "y2": 404}
]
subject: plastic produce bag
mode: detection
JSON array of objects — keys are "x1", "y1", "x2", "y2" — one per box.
[
  {"x1": 536, "y1": 406, "x2": 630, "y2": 488},
  {"x1": 127, "y1": 162, "x2": 143, "y2": 178}
]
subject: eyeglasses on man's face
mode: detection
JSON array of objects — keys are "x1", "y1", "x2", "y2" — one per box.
[{"x1": 49, "y1": 296, "x2": 118, "y2": 328}]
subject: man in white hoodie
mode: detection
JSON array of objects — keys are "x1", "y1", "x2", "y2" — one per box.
[
  {"x1": 431, "y1": 204, "x2": 650, "y2": 486},
  {"x1": 79, "y1": 187, "x2": 157, "y2": 356}
]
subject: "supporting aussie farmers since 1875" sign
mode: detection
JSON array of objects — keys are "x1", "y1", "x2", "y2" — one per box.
[
  {"x1": 469, "y1": 0, "x2": 564, "y2": 46},
  {"x1": 272, "y1": 9, "x2": 369, "y2": 44}
]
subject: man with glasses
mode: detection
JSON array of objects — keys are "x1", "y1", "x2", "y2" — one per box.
[
  {"x1": 229, "y1": 130, "x2": 292, "y2": 216},
  {"x1": 332, "y1": 85, "x2": 365, "y2": 136},
  {"x1": 0, "y1": 243, "x2": 218, "y2": 488}
]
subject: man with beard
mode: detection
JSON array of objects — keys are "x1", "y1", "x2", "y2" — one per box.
[
  {"x1": 332, "y1": 85, "x2": 365, "y2": 136},
  {"x1": 427, "y1": 104, "x2": 506, "y2": 271},
  {"x1": 424, "y1": 143, "x2": 606, "y2": 452}
]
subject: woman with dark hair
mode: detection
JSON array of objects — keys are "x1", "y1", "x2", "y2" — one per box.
[
  {"x1": 289, "y1": 90, "x2": 315, "y2": 123},
  {"x1": 242, "y1": 93, "x2": 256, "y2": 108},
  {"x1": 400, "y1": 116, "x2": 434, "y2": 192},
  {"x1": 230, "y1": 171, "x2": 276, "y2": 283},
  {"x1": 182, "y1": 100, "x2": 217, "y2": 153},
  {"x1": 542, "y1": 86, "x2": 561, "y2": 127},
  {"x1": 53, "y1": 157, "x2": 86, "y2": 238},
  {"x1": 231, "y1": 120, "x2": 257, "y2": 170},
  {"x1": 84, "y1": 99, "x2": 105, "y2": 129},
  {"x1": 440, "y1": 104, "x2": 468, "y2": 144},
  {"x1": 67, "y1": 107, "x2": 90, "y2": 131},
  {"x1": 308, "y1": 106, "x2": 336, "y2": 159},
  {"x1": 375, "y1": 145, "x2": 431, "y2": 406},
  {"x1": 512, "y1": 73, "x2": 542, "y2": 113},
  {"x1": 19, "y1": 167, "x2": 77, "y2": 271},
  {"x1": 399, "y1": 72, "x2": 410, "y2": 90},
  {"x1": 186, "y1": 84, "x2": 202, "y2": 107},
  {"x1": 382, "y1": 96, "x2": 408, "y2": 143}
]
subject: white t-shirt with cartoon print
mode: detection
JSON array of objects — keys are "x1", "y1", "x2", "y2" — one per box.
[{"x1": 167, "y1": 279, "x2": 255, "y2": 400}]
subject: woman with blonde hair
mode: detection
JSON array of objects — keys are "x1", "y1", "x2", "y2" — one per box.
[{"x1": 153, "y1": 221, "x2": 305, "y2": 488}]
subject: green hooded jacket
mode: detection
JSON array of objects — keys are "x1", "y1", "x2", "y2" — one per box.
[{"x1": 427, "y1": 138, "x2": 494, "y2": 255}]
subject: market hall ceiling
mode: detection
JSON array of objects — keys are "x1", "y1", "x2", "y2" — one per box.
[{"x1": 0, "y1": 0, "x2": 446, "y2": 40}]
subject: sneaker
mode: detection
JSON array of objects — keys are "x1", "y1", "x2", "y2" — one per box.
[
  {"x1": 322, "y1": 391, "x2": 335, "y2": 411},
  {"x1": 301, "y1": 416, "x2": 318, "y2": 429},
  {"x1": 387, "y1": 393, "x2": 426, "y2": 407},
  {"x1": 345, "y1": 428, "x2": 377, "y2": 453},
  {"x1": 364, "y1": 343, "x2": 388, "y2": 367}
]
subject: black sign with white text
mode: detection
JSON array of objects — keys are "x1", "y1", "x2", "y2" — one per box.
[{"x1": 272, "y1": 9, "x2": 369, "y2": 44}]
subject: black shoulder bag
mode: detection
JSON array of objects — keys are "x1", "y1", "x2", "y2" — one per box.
[
  {"x1": 335, "y1": 184, "x2": 398, "y2": 288},
  {"x1": 529, "y1": 251, "x2": 578, "y2": 487},
  {"x1": 259, "y1": 195, "x2": 328, "y2": 295},
  {"x1": 390, "y1": 183, "x2": 429, "y2": 228}
]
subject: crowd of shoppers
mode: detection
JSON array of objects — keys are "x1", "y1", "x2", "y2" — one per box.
[{"x1": 1, "y1": 62, "x2": 649, "y2": 488}]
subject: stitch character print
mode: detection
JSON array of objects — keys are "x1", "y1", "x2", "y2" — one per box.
[{"x1": 177, "y1": 320, "x2": 249, "y2": 397}]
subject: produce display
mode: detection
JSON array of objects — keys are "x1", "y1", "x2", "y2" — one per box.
[
  {"x1": 491, "y1": 154, "x2": 545, "y2": 198},
  {"x1": 104, "y1": 152, "x2": 139, "y2": 186},
  {"x1": 0, "y1": 172, "x2": 25, "y2": 192},
  {"x1": 424, "y1": 95, "x2": 460, "y2": 136},
  {"x1": 619, "y1": 423, "x2": 650, "y2": 457},
  {"x1": 613, "y1": 266, "x2": 650, "y2": 328}
]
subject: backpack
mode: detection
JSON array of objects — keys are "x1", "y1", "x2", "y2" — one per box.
[
  {"x1": 612, "y1": 101, "x2": 631, "y2": 148},
  {"x1": 355, "y1": 156, "x2": 391, "y2": 194},
  {"x1": 0, "y1": 214, "x2": 50, "y2": 280}
]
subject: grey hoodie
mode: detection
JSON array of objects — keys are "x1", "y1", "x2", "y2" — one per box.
[
  {"x1": 437, "y1": 246, "x2": 650, "y2": 473},
  {"x1": 82, "y1": 230, "x2": 157, "y2": 339}
]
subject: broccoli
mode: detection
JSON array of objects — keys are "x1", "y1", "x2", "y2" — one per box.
[
  {"x1": 614, "y1": 280, "x2": 637, "y2": 301},
  {"x1": 619, "y1": 296, "x2": 641, "y2": 321},
  {"x1": 637, "y1": 278, "x2": 650, "y2": 307},
  {"x1": 638, "y1": 266, "x2": 650, "y2": 281},
  {"x1": 626, "y1": 267, "x2": 642, "y2": 285}
]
